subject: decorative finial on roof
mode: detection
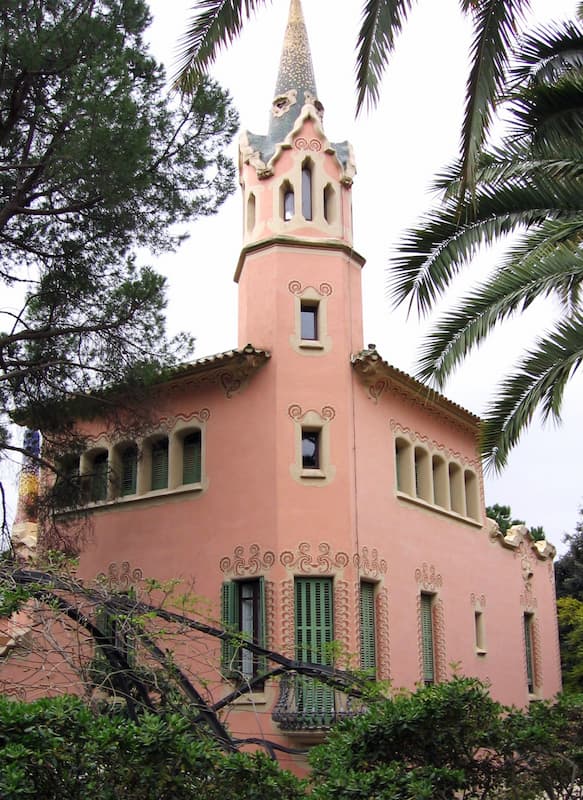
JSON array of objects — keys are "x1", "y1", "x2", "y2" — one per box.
[{"x1": 268, "y1": 0, "x2": 322, "y2": 144}]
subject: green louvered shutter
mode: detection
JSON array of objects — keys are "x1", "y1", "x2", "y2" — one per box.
[
  {"x1": 91, "y1": 452, "x2": 108, "y2": 501},
  {"x1": 295, "y1": 578, "x2": 334, "y2": 718},
  {"x1": 121, "y1": 446, "x2": 137, "y2": 496},
  {"x1": 359, "y1": 582, "x2": 376, "y2": 676},
  {"x1": 524, "y1": 614, "x2": 535, "y2": 693},
  {"x1": 258, "y1": 576, "x2": 267, "y2": 676},
  {"x1": 420, "y1": 593, "x2": 435, "y2": 685},
  {"x1": 182, "y1": 432, "x2": 201, "y2": 484},
  {"x1": 151, "y1": 440, "x2": 168, "y2": 490},
  {"x1": 221, "y1": 581, "x2": 239, "y2": 676}
]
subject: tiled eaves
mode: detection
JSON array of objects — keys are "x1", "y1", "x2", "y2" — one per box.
[
  {"x1": 159, "y1": 345, "x2": 271, "y2": 395},
  {"x1": 351, "y1": 348, "x2": 480, "y2": 433}
]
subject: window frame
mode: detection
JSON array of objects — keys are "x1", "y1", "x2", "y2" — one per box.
[{"x1": 221, "y1": 577, "x2": 266, "y2": 682}]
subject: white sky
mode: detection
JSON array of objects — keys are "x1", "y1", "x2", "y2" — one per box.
[{"x1": 4, "y1": 0, "x2": 581, "y2": 554}]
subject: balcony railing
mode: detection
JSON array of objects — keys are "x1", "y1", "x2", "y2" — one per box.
[{"x1": 272, "y1": 672, "x2": 367, "y2": 732}]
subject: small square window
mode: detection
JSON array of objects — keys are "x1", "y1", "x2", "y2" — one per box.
[
  {"x1": 302, "y1": 429, "x2": 320, "y2": 469},
  {"x1": 300, "y1": 302, "x2": 318, "y2": 341}
]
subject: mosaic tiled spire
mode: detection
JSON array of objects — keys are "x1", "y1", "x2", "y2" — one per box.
[{"x1": 267, "y1": 0, "x2": 322, "y2": 146}]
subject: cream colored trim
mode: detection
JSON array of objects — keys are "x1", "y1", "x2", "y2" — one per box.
[
  {"x1": 289, "y1": 283, "x2": 332, "y2": 356},
  {"x1": 289, "y1": 406, "x2": 336, "y2": 486},
  {"x1": 393, "y1": 429, "x2": 481, "y2": 524}
]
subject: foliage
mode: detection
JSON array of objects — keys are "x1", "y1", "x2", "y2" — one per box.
[
  {"x1": 0, "y1": 695, "x2": 306, "y2": 800},
  {"x1": 485, "y1": 503, "x2": 547, "y2": 541},
  {"x1": 557, "y1": 597, "x2": 583, "y2": 694},
  {"x1": 486, "y1": 503, "x2": 525, "y2": 534},
  {"x1": 309, "y1": 677, "x2": 583, "y2": 800},
  {"x1": 555, "y1": 508, "x2": 583, "y2": 601},
  {"x1": 389, "y1": 16, "x2": 583, "y2": 470},
  {"x1": 0, "y1": 0, "x2": 238, "y2": 500}
]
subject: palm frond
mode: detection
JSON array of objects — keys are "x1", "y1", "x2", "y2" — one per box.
[
  {"x1": 480, "y1": 313, "x2": 583, "y2": 471},
  {"x1": 415, "y1": 244, "x2": 583, "y2": 387},
  {"x1": 355, "y1": 0, "x2": 415, "y2": 114},
  {"x1": 510, "y1": 20, "x2": 583, "y2": 86},
  {"x1": 389, "y1": 180, "x2": 577, "y2": 314},
  {"x1": 459, "y1": 0, "x2": 530, "y2": 195},
  {"x1": 174, "y1": 0, "x2": 270, "y2": 90},
  {"x1": 509, "y1": 77, "x2": 583, "y2": 153}
]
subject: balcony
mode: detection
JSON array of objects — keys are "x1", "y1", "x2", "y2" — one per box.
[{"x1": 272, "y1": 672, "x2": 367, "y2": 735}]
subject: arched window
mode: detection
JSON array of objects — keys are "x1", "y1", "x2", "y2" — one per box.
[
  {"x1": 120, "y1": 444, "x2": 137, "y2": 496},
  {"x1": 151, "y1": 437, "x2": 169, "y2": 490},
  {"x1": 323, "y1": 183, "x2": 335, "y2": 223},
  {"x1": 432, "y1": 455, "x2": 448, "y2": 508},
  {"x1": 182, "y1": 431, "x2": 202, "y2": 485},
  {"x1": 414, "y1": 447, "x2": 431, "y2": 502},
  {"x1": 464, "y1": 469, "x2": 479, "y2": 520},
  {"x1": 395, "y1": 437, "x2": 413, "y2": 494},
  {"x1": 247, "y1": 193, "x2": 256, "y2": 232},
  {"x1": 448, "y1": 462, "x2": 465, "y2": 515},
  {"x1": 301, "y1": 160, "x2": 313, "y2": 220},
  {"x1": 281, "y1": 181, "x2": 294, "y2": 221},
  {"x1": 89, "y1": 451, "x2": 108, "y2": 502}
]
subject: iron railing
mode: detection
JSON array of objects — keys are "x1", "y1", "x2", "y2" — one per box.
[{"x1": 272, "y1": 672, "x2": 367, "y2": 731}]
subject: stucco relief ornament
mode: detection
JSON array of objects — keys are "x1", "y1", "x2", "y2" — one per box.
[
  {"x1": 97, "y1": 561, "x2": 143, "y2": 591},
  {"x1": 354, "y1": 547, "x2": 388, "y2": 578},
  {"x1": 280, "y1": 542, "x2": 349, "y2": 573},
  {"x1": 415, "y1": 563, "x2": 443, "y2": 591},
  {"x1": 272, "y1": 90, "x2": 297, "y2": 118},
  {"x1": 294, "y1": 136, "x2": 322, "y2": 152},
  {"x1": 470, "y1": 593, "x2": 487, "y2": 608},
  {"x1": 287, "y1": 280, "x2": 333, "y2": 297},
  {"x1": 219, "y1": 544, "x2": 276, "y2": 577},
  {"x1": 288, "y1": 404, "x2": 335, "y2": 422}
]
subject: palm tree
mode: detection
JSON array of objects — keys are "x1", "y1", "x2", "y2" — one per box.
[
  {"x1": 389, "y1": 18, "x2": 583, "y2": 470},
  {"x1": 176, "y1": 0, "x2": 532, "y2": 194}
]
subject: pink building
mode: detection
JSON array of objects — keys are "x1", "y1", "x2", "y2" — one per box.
[{"x1": 8, "y1": 0, "x2": 560, "y2": 765}]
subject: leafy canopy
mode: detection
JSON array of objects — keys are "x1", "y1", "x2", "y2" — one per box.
[{"x1": 0, "y1": 0, "x2": 238, "y2": 488}]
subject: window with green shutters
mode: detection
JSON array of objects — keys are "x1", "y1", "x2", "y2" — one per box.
[
  {"x1": 221, "y1": 578, "x2": 266, "y2": 680},
  {"x1": 120, "y1": 445, "x2": 137, "y2": 496},
  {"x1": 524, "y1": 613, "x2": 535, "y2": 694},
  {"x1": 420, "y1": 593, "x2": 435, "y2": 685},
  {"x1": 294, "y1": 577, "x2": 334, "y2": 717},
  {"x1": 90, "y1": 451, "x2": 108, "y2": 502},
  {"x1": 151, "y1": 438, "x2": 168, "y2": 490},
  {"x1": 359, "y1": 581, "x2": 376, "y2": 676},
  {"x1": 182, "y1": 431, "x2": 201, "y2": 485}
]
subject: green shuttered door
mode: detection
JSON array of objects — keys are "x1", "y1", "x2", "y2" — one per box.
[
  {"x1": 295, "y1": 578, "x2": 334, "y2": 717},
  {"x1": 359, "y1": 582, "x2": 376, "y2": 675}
]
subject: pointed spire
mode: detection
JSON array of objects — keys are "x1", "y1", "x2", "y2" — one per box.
[
  {"x1": 274, "y1": 0, "x2": 318, "y2": 102},
  {"x1": 268, "y1": 0, "x2": 322, "y2": 146}
]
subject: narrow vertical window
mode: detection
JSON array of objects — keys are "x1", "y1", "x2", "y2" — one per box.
[
  {"x1": 420, "y1": 593, "x2": 435, "y2": 685},
  {"x1": 414, "y1": 447, "x2": 431, "y2": 502},
  {"x1": 246, "y1": 192, "x2": 256, "y2": 232},
  {"x1": 464, "y1": 470, "x2": 479, "y2": 520},
  {"x1": 295, "y1": 577, "x2": 334, "y2": 717},
  {"x1": 302, "y1": 429, "x2": 320, "y2": 469},
  {"x1": 323, "y1": 183, "x2": 334, "y2": 223},
  {"x1": 151, "y1": 438, "x2": 169, "y2": 490},
  {"x1": 524, "y1": 613, "x2": 535, "y2": 694},
  {"x1": 300, "y1": 300, "x2": 318, "y2": 340},
  {"x1": 359, "y1": 582, "x2": 376, "y2": 676},
  {"x1": 182, "y1": 431, "x2": 201, "y2": 485},
  {"x1": 475, "y1": 610, "x2": 486, "y2": 653},
  {"x1": 448, "y1": 462, "x2": 465, "y2": 514},
  {"x1": 221, "y1": 578, "x2": 266, "y2": 680},
  {"x1": 90, "y1": 451, "x2": 108, "y2": 502},
  {"x1": 432, "y1": 455, "x2": 448, "y2": 508},
  {"x1": 120, "y1": 445, "x2": 137, "y2": 496},
  {"x1": 395, "y1": 437, "x2": 413, "y2": 494},
  {"x1": 282, "y1": 182, "x2": 294, "y2": 221},
  {"x1": 302, "y1": 161, "x2": 313, "y2": 220}
]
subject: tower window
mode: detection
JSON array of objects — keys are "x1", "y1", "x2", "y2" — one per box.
[
  {"x1": 475, "y1": 610, "x2": 486, "y2": 653},
  {"x1": 301, "y1": 429, "x2": 320, "y2": 470},
  {"x1": 524, "y1": 613, "x2": 536, "y2": 694},
  {"x1": 323, "y1": 183, "x2": 335, "y2": 223},
  {"x1": 300, "y1": 300, "x2": 318, "y2": 340},
  {"x1": 359, "y1": 581, "x2": 376, "y2": 676},
  {"x1": 282, "y1": 181, "x2": 295, "y2": 221},
  {"x1": 247, "y1": 193, "x2": 256, "y2": 232},
  {"x1": 302, "y1": 161, "x2": 313, "y2": 221}
]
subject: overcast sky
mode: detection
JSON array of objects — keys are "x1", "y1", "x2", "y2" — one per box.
[
  {"x1": 142, "y1": 0, "x2": 582, "y2": 553},
  {"x1": 4, "y1": 0, "x2": 581, "y2": 553}
]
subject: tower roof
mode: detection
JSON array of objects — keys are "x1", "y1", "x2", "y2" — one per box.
[{"x1": 241, "y1": 0, "x2": 354, "y2": 178}]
